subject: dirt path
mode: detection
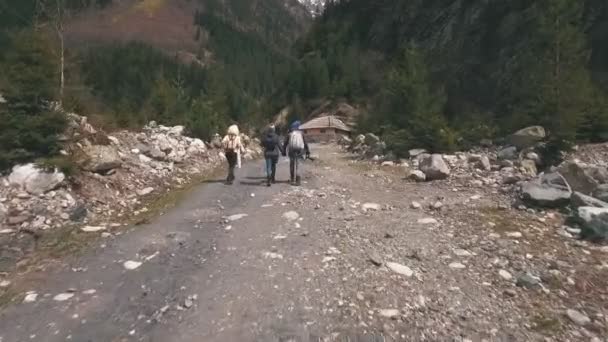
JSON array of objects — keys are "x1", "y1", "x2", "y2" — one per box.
[{"x1": 0, "y1": 145, "x2": 606, "y2": 342}]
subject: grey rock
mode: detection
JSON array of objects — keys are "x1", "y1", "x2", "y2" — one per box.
[
  {"x1": 521, "y1": 173, "x2": 571, "y2": 208},
  {"x1": 516, "y1": 273, "x2": 542, "y2": 289},
  {"x1": 407, "y1": 170, "x2": 426, "y2": 182},
  {"x1": 364, "y1": 133, "x2": 380, "y2": 146},
  {"x1": 146, "y1": 147, "x2": 167, "y2": 161},
  {"x1": 368, "y1": 252, "x2": 383, "y2": 266},
  {"x1": 577, "y1": 207, "x2": 608, "y2": 242},
  {"x1": 558, "y1": 162, "x2": 600, "y2": 195},
  {"x1": 571, "y1": 192, "x2": 608, "y2": 209},
  {"x1": 8, "y1": 215, "x2": 28, "y2": 225},
  {"x1": 70, "y1": 204, "x2": 87, "y2": 222},
  {"x1": 8, "y1": 164, "x2": 65, "y2": 195},
  {"x1": 498, "y1": 146, "x2": 518, "y2": 160},
  {"x1": 593, "y1": 184, "x2": 608, "y2": 202},
  {"x1": 566, "y1": 309, "x2": 591, "y2": 326},
  {"x1": 420, "y1": 154, "x2": 450, "y2": 181},
  {"x1": 507, "y1": 126, "x2": 546, "y2": 149},
  {"x1": 479, "y1": 156, "x2": 492, "y2": 171},
  {"x1": 520, "y1": 159, "x2": 537, "y2": 177},
  {"x1": 80, "y1": 145, "x2": 122, "y2": 173},
  {"x1": 408, "y1": 149, "x2": 428, "y2": 158}
]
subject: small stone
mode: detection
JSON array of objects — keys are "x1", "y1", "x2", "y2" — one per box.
[
  {"x1": 53, "y1": 293, "x2": 75, "y2": 302},
  {"x1": 23, "y1": 292, "x2": 38, "y2": 303},
  {"x1": 432, "y1": 201, "x2": 443, "y2": 210},
  {"x1": 499, "y1": 270, "x2": 513, "y2": 281},
  {"x1": 453, "y1": 249, "x2": 472, "y2": 257},
  {"x1": 368, "y1": 252, "x2": 383, "y2": 266},
  {"x1": 379, "y1": 309, "x2": 400, "y2": 318},
  {"x1": 137, "y1": 187, "x2": 154, "y2": 196},
  {"x1": 567, "y1": 309, "x2": 591, "y2": 326},
  {"x1": 516, "y1": 273, "x2": 542, "y2": 289},
  {"x1": 80, "y1": 226, "x2": 106, "y2": 233},
  {"x1": 83, "y1": 289, "x2": 97, "y2": 295},
  {"x1": 410, "y1": 201, "x2": 422, "y2": 209},
  {"x1": 506, "y1": 231, "x2": 523, "y2": 238},
  {"x1": 0, "y1": 229, "x2": 15, "y2": 234},
  {"x1": 504, "y1": 289, "x2": 517, "y2": 298},
  {"x1": 226, "y1": 213, "x2": 248, "y2": 222},
  {"x1": 362, "y1": 203, "x2": 381, "y2": 212},
  {"x1": 263, "y1": 252, "x2": 283, "y2": 260},
  {"x1": 386, "y1": 262, "x2": 414, "y2": 277},
  {"x1": 123, "y1": 260, "x2": 143, "y2": 270},
  {"x1": 449, "y1": 262, "x2": 466, "y2": 269},
  {"x1": 418, "y1": 218, "x2": 438, "y2": 225},
  {"x1": 282, "y1": 211, "x2": 300, "y2": 221},
  {"x1": 0, "y1": 280, "x2": 10, "y2": 287}
]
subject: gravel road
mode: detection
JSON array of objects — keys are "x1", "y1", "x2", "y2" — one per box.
[{"x1": 0, "y1": 145, "x2": 606, "y2": 342}]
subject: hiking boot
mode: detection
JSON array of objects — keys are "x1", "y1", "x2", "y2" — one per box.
[
  {"x1": 267, "y1": 178, "x2": 272, "y2": 187},
  {"x1": 295, "y1": 176, "x2": 301, "y2": 186}
]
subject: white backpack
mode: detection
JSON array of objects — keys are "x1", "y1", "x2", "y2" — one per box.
[{"x1": 289, "y1": 131, "x2": 305, "y2": 151}]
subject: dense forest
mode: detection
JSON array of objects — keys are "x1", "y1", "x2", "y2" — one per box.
[
  {"x1": 2, "y1": 0, "x2": 608, "y2": 170},
  {"x1": 290, "y1": 0, "x2": 608, "y2": 154},
  {"x1": 0, "y1": 0, "x2": 309, "y2": 170}
]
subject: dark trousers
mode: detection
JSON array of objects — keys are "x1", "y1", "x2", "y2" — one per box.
[
  {"x1": 289, "y1": 150, "x2": 303, "y2": 182},
  {"x1": 226, "y1": 151, "x2": 237, "y2": 182},
  {"x1": 265, "y1": 156, "x2": 278, "y2": 181}
]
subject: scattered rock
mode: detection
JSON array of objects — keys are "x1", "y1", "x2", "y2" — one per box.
[
  {"x1": 8, "y1": 164, "x2": 66, "y2": 195},
  {"x1": 368, "y1": 252, "x2": 383, "y2": 266},
  {"x1": 516, "y1": 273, "x2": 542, "y2": 289},
  {"x1": 449, "y1": 262, "x2": 466, "y2": 269},
  {"x1": 498, "y1": 147, "x2": 518, "y2": 160},
  {"x1": 420, "y1": 154, "x2": 451, "y2": 181},
  {"x1": 571, "y1": 192, "x2": 608, "y2": 209},
  {"x1": 386, "y1": 262, "x2": 414, "y2": 277},
  {"x1": 593, "y1": 184, "x2": 608, "y2": 202},
  {"x1": 453, "y1": 249, "x2": 472, "y2": 257},
  {"x1": 282, "y1": 211, "x2": 300, "y2": 221},
  {"x1": 417, "y1": 218, "x2": 438, "y2": 225},
  {"x1": 410, "y1": 201, "x2": 422, "y2": 209},
  {"x1": 521, "y1": 172, "x2": 571, "y2": 208},
  {"x1": 379, "y1": 309, "x2": 400, "y2": 318},
  {"x1": 264, "y1": 252, "x2": 284, "y2": 260},
  {"x1": 407, "y1": 170, "x2": 426, "y2": 182},
  {"x1": 577, "y1": 207, "x2": 608, "y2": 242},
  {"x1": 123, "y1": 260, "x2": 143, "y2": 270},
  {"x1": 53, "y1": 293, "x2": 75, "y2": 302},
  {"x1": 137, "y1": 187, "x2": 155, "y2": 196},
  {"x1": 408, "y1": 149, "x2": 427, "y2": 158},
  {"x1": 0, "y1": 280, "x2": 11, "y2": 287},
  {"x1": 79, "y1": 145, "x2": 122, "y2": 173},
  {"x1": 362, "y1": 203, "x2": 381, "y2": 212},
  {"x1": 558, "y1": 162, "x2": 600, "y2": 195},
  {"x1": 23, "y1": 292, "x2": 38, "y2": 303},
  {"x1": 226, "y1": 213, "x2": 249, "y2": 222},
  {"x1": 566, "y1": 309, "x2": 591, "y2": 326},
  {"x1": 499, "y1": 270, "x2": 513, "y2": 281},
  {"x1": 80, "y1": 225, "x2": 106, "y2": 233},
  {"x1": 507, "y1": 126, "x2": 546, "y2": 149}
]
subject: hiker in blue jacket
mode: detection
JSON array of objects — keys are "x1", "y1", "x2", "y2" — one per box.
[
  {"x1": 261, "y1": 125, "x2": 284, "y2": 187},
  {"x1": 282, "y1": 121, "x2": 310, "y2": 186}
]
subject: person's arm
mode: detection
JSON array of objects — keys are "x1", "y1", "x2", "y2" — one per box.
[
  {"x1": 303, "y1": 135, "x2": 310, "y2": 156},
  {"x1": 276, "y1": 135, "x2": 285, "y2": 155},
  {"x1": 282, "y1": 134, "x2": 289, "y2": 156}
]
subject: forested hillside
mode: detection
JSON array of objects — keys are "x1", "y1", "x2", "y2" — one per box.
[
  {"x1": 0, "y1": 0, "x2": 310, "y2": 170},
  {"x1": 291, "y1": 0, "x2": 608, "y2": 154}
]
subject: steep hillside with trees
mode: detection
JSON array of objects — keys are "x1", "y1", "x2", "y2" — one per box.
[
  {"x1": 291, "y1": 0, "x2": 608, "y2": 154},
  {"x1": 0, "y1": 0, "x2": 310, "y2": 171}
]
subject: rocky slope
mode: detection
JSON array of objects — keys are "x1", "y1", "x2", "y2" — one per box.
[{"x1": 0, "y1": 112, "x2": 262, "y2": 273}]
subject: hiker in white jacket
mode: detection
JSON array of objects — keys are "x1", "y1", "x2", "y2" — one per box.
[{"x1": 222, "y1": 125, "x2": 244, "y2": 185}]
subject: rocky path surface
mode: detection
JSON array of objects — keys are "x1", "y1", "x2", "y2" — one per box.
[{"x1": 1, "y1": 145, "x2": 607, "y2": 342}]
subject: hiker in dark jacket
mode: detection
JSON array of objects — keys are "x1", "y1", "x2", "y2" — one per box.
[
  {"x1": 282, "y1": 121, "x2": 310, "y2": 186},
  {"x1": 262, "y1": 125, "x2": 284, "y2": 186}
]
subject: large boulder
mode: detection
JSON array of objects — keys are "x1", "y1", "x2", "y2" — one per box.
[
  {"x1": 364, "y1": 133, "x2": 380, "y2": 146},
  {"x1": 593, "y1": 184, "x2": 608, "y2": 202},
  {"x1": 187, "y1": 138, "x2": 207, "y2": 155},
  {"x1": 519, "y1": 159, "x2": 538, "y2": 177},
  {"x1": 407, "y1": 170, "x2": 426, "y2": 182},
  {"x1": 409, "y1": 149, "x2": 428, "y2": 158},
  {"x1": 576, "y1": 207, "x2": 608, "y2": 242},
  {"x1": 521, "y1": 172, "x2": 571, "y2": 208},
  {"x1": 507, "y1": 126, "x2": 546, "y2": 149},
  {"x1": 558, "y1": 162, "x2": 600, "y2": 195},
  {"x1": 8, "y1": 164, "x2": 65, "y2": 195},
  {"x1": 419, "y1": 154, "x2": 451, "y2": 181},
  {"x1": 80, "y1": 145, "x2": 122, "y2": 173},
  {"x1": 498, "y1": 146, "x2": 518, "y2": 160},
  {"x1": 571, "y1": 192, "x2": 608, "y2": 209},
  {"x1": 168, "y1": 125, "x2": 185, "y2": 136}
]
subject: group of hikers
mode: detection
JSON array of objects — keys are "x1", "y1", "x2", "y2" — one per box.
[{"x1": 221, "y1": 121, "x2": 310, "y2": 186}]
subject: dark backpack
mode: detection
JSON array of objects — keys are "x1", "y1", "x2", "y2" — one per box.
[{"x1": 262, "y1": 134, "x2": 277, "y2": 151}]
